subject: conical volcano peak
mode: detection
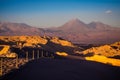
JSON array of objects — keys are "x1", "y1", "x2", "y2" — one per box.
[
  {"x1": 68, "y1": 18, "x2": 84, "y2": 24},
  {"x1": 65, "y1": 18, "x2": 86, "y2": 27},
  {"x1": 57, "y1": 18, "x2": 88, "y2": 32}
]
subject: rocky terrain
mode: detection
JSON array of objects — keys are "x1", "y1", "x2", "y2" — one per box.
[
  {"x1": 0, "y1": 36, "x2": 120, "y2": 67},
  {"x1": 0, "y1": 36, "x2": 120, "y2": 79},
  {"x1": 83, "y1": 42, "x2": 120, "y2": 58},
  {"x1": 82, "y1": 42, "x2": 120, "y2": 67},
  {"x1": 0, "y1": 36, "x2": 76, "y2": 77},
  {"x1": 0, "y1": 36, "x2": 75, "y2": 54},
  {"x1": 0, "y1": 45, "x2": 16, "y2": 58},
  {"x1": 0, "y1": 58, "x2": 26, "y2": 76}
]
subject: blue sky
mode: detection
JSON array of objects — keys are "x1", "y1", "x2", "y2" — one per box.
[{"x1": 0, "y1": 0, "x2": 120, "y2": 27}]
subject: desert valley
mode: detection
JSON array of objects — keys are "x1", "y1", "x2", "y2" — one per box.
[
  {"x1": 0, "y1": 19, "x2": 120, "y2": 80},
  {"x1": 0, "y1": 0, "x2": 120, "y2": 79}
]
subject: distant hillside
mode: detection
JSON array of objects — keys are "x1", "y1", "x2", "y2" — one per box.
[
  {"x1": 46, "y1": 19, "x2": 120, "y2": 44},
  {"x1": 56, "y1": 18, "x2": 89, "y2": 32},
  {"x1": 0, "y1": 19, "x2": 120, "y2": 44},
  {"x1": 0, "y1": 22, "x2": 44, "y2": 35}
]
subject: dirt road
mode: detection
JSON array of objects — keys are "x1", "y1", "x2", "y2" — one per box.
[{"x1": 1, "y1": 58, "x2": 120, "y2": 80}]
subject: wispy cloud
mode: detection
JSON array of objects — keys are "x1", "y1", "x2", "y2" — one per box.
[{"x1": 105, "y1": 10, "x2": 112, "y2": 14}]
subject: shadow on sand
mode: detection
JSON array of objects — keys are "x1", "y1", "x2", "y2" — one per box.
[{"x1": 1, "y1": 58, "x2": 120, "y2": 80}]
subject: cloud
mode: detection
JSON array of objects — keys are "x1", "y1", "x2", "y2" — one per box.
[{"x1": 105, "y1": 10, "x2": 112, "y2": 14}]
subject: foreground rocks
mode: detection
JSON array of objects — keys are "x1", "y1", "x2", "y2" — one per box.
[{"x1": 0, "y1": 58, "x2": 26, "y2": 76}]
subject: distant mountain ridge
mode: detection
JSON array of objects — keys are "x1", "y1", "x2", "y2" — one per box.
[
  {"x1": 57, "y1": 18, "x2": 89, "y2": 32},
  {"x1": 0, "y1": 22, "x2": 44, "y2": 35},
  {"x1": 0, "y1": 19, "x2": 120, "y2": 44},
  {"x1": 46, "y1": 19, "x2": 120, "y2": 44}
]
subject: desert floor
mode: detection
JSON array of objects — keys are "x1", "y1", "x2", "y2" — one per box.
[{"x1": 1, "y1": 58, "x2": 120, "y2": 80}]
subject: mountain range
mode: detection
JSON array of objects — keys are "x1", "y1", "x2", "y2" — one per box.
[
  {"x1": 0, "y1": 22, "x2": 44, "y2": 35},
  {"x1": 0, "y1": 19, "x2": 120, "y2": 44}
]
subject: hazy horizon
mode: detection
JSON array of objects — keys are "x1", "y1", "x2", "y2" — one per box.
[{"x1": 0, "y1": 0, "x2": 120, "y2": 28}]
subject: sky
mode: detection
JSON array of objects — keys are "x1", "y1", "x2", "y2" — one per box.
[{"x1": 0, "y1": 0, "x2": 120, "y2": 28}]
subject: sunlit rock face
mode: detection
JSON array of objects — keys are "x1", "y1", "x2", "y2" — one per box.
[
  {"x1": 0, "y1": 45, "x2": 16, "y2": 58},
  {"x1": 0, "y1": 36, "x2": 48, "y2": 47},
  {"x1": 56, "y1": 52, "x2": 68, "y2": 57},
  {"x1": 0, "y1": 36, "x2": 74, "y2": 47},
  {"x1": 21, "y1": 36, "x2": 48, "y2": 47},
  {"x1": 50, "y1": 37, "x2": 74, "y2": 47},
  {"x1": 0, "y1": 36, "x2": 75, "y2": 55},
  {"x1": 83, "y1": 42, "x2": 120, "y2": 67},
  {"x1": 85, "y1": 55, "x2": 120, "y2": 67},
  {"x1": 83, "y1": 42, "x2": 120, "y2": 57}
]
